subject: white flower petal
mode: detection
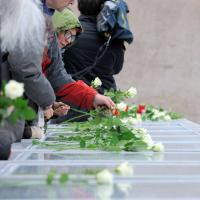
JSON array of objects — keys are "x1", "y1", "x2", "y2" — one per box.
[
  {"x1": 116, "y1": 102, "x2": 127, "y2": 111},
  {"x1": 125, "y1": 87, "x2": 137, "y2": 98},
  {"x1": 92, "y1": 77, "x2": 102, "y2": 88},
  {"x1": 153, "y1": 142, "x2": 165, "y2": 152},
  {"x1": 5, "y1": 80, "x2": 24, "y2": 100},
  {"x1": 116, "y1": 161, "x2": 134, "y2": 176},
  {"x1": 96, "y1": 170, "x2": 113, "y2": 184}
]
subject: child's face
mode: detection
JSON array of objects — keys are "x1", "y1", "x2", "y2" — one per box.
[{"x1": 57, "y1": 28, "x2": 78, "y2": 49}]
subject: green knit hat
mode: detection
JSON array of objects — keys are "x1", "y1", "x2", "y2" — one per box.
[{"x1": 52, "y1": 8, "x2": 82, "y2": 32}]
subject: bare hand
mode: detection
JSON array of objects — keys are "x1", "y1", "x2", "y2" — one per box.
[
  {"x1": 93, "y1": 94, "x2": 115, "y2": 109},
  {"x1": 44, "y1": 107, "x2": 54, "y2": 119},
  {"x1": 53, "y1": 102, "x2": 70, "y2": 116}
]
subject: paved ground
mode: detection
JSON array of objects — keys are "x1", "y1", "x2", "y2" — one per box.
[{"x1": 0, "y1": 120, "x2": 200, "y2": 199}]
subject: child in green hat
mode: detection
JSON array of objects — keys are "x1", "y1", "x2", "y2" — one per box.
[{"x1": 52, "y1": 8, "x2": 82, "y2": 49}]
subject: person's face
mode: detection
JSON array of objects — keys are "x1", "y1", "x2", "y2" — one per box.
[
  {"x1": 57, "y1": 29, "x2": 77, "y2": 48},
  {"x1": 46, "y1": 0, "x2": 75, "y2": 11}
]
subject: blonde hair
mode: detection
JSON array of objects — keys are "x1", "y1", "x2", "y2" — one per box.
[{"x1": 0, "y1": 0, "x2": 45, "y2": 53}]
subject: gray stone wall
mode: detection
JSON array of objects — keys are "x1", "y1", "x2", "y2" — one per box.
[
  {"x1": 116, "y1": 0, "x2": 200, "y2": 122},
  {"x1": 70, "y1": 0, "x2": 200, "y2": 123}
]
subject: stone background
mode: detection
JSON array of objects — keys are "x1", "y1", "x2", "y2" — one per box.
[{"x1": 71, "y1": 0, "x2": 200, "y2": 123}]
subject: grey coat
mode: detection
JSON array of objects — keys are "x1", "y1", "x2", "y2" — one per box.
[
  {"x1": 7, "y1": 47, "x2": 56, "y2": 108},
  {"x1": 0, "y1": 45, "x2": 55, "y2": 142}
]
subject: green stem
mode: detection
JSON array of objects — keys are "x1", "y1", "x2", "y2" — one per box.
[
  {"x1": 64, "y1": 107, "x2": 99, "y2": 123},
  {"x1": 64, "y1": 113, "x2": 89, "y2": 123},
  {"x1": 70, "y1": 107, "x2": 90, "y2": 115}
]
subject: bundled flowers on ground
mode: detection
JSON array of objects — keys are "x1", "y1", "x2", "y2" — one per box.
[
  {"x1": 33, "y1": 107, "x2": 163, "y2": 152},
  {"x1": 33, "y1": 85, "x2": 182, "y2": 152},
  {"x1": 104, "y1": 86, "x2": 182, "y2": 121},
  {"x1": 46, "y1": 161, "x2": 134, "y2": 187}
]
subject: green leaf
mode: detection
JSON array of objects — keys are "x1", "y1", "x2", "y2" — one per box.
[
  {"x1": 21, "y1": 107, "x2": 36, "y2": 120},
  {"x1": 59, "y1": 173, "x2": 69, "y2": 184},
  {"x1": 46, "y1": 170, "x2": 57, "y2": 185},
  {"x1": 0, "y1": 96, "x2": 12, "y2": 108},
  {"x1": 120, "y1": 131, "x2": 133, "y2": 141},
  {"x1": 80, "y1": 139, "x2": 86, "y2": 148},
  {"x1": 124, "y1": 140, "x2": 147, "y2": 151},
  {"x1": 13, "y1": 98, "x2": 28, "y2": 108},
  {"x1": 134, "y1": 140, "x2": 148, "y2": 151},
  {"x1": 84, "y1": 169, "x2": 102, "y2": 175},
  {"x1": 9, "y1": 110, "x2": 20, "y2": 124},
  {"x1": 32, "y1": 140, "x2": 41, "y2": 145},
  {"x1": 169, "y1": 112, "x2": 182, "y2": 119},
  {"x1": 110, "y1": 137, "x2": 119, "y2": 145},
  {"x1": 87, "y1": 144, "x2": 97, "y2": 149}
]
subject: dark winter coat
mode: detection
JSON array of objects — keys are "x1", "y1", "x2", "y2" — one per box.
[{"x1": 63, "y1": 15, "x2": 125, "y2": 92}]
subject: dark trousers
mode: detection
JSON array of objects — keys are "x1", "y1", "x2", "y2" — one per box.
[{"x1": 0, "y1": 128, "x2": 12, "y2": 160}]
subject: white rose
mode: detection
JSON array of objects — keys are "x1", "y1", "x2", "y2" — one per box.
[
  {"x1": 138, "y1": 128, "x2": 147, "y2": 134},
  {"x1": 131, "y1": 117, "x2": 140, "y2": 125},
  {"x1": 164, "y1": 115, "x2": 171, "y2": 121},
  {"x1": 133, "y1": 128, "x2": 147, "y2": 138},
  {"x1": 116, "y1": 102, "x2": 127, "y2": 111},
  {"x1": 125, "y1": 87, "x2": 137, "y2": 98},
  {"x1": 96, "y1": 169, "x2": 113, "y2": 184},
  {"x1": 91, "y1": 77, "x2": 102, "y2": 88},
  {"x1": 152, "y1": 142, "x2": 165, "y2": 152},
  {"x1": 121, "y1": 117, "x2": 139, "y2": 126},
  {"x1": 152, "y1": 109, "x2": 167, "y2": 120},
  {"x1": 115, "y1": 161, "x2": 134, "y2": 176},
  {"x1": 142, "y1": 134, "x2": 154, "y2": 149},
  {"x1": 157, "y1": 111, "x2": 166, "y2": 118},
  {"x1": 152, "y1": 115, "x2": 158, "y2": 120},
  {"x1": 5, "y1": 80, "x2": 24, "y2": 100},
  {"x1": 121, "y1": 118, "x2": 128, "y2": 124},
  {"x1": 151, "y1": 109, "x2": 159, "y2": 119},
  {"x1": 152, "y1": 109, "x2": 159, "y2": 115}
]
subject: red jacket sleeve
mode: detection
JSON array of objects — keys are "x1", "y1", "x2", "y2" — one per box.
[{"x1": 56, "y1": 80, "x2": 97, "y2": 110}]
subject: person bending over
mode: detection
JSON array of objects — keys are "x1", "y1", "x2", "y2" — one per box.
[
  {"x1": 0, "y1": 0, "x2": 55, "y2": 159},
  {"x1": 42, "y1": 0, "x2": 115, "y2": 111}
]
